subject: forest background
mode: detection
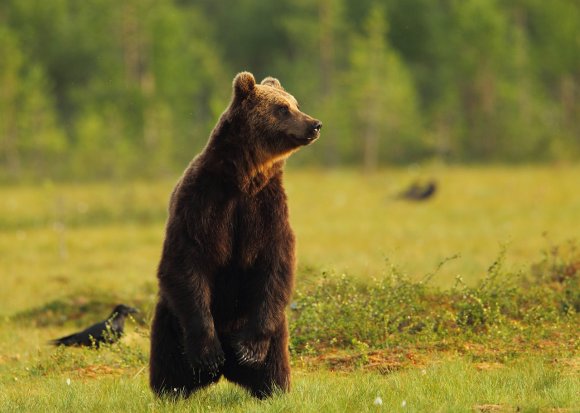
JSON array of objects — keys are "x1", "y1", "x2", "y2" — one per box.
[{"x1": 1, "y1": 0, "x2": 580, "y2": 182}]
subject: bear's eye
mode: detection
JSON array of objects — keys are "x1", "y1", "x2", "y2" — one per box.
[{"x1": 277, "y1": 105, "x2": 290, "y2": 116}]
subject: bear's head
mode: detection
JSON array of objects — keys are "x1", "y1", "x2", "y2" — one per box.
[{"x1": 229, "y1": 72, "x2": 322, "y2": 164}]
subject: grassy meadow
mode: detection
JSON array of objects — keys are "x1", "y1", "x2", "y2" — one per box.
[{"x1": 0, "y1": 165, "x2": 579, "y2": 411}]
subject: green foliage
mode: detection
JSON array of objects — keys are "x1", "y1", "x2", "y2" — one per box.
[
  {"x1": 290, "y1": 269, "x2": 432, "y2": 351},
  {"x1": 289, "y1": 245, "x2": 580, "y2": 356},
  {"x1": 530, "y1": 241, "x2": 580, "y2": 315},
  {"x1": 1, "y1": 0, "x2": 580, "y2": 180},
  {"x1": 347, "y1": 5, "x2": 424, "y2": 168},
  {"x1": 0, "y1": 25, "x2": 66, "y2": 179}
]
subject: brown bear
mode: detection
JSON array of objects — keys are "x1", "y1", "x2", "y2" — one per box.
[{"x1": 149, "y1": 72, "x2": 321, "y2": 399}]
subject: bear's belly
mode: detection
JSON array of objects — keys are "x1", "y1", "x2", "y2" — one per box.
[{"x1": 210, "y1": 266, "x2": 254, "y2": 329}]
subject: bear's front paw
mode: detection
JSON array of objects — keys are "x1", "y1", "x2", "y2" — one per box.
[
  {"x1": 233, "y1": 336, "x2": 270, "y2": 367},
  {"x1": 185, "y1": 335, "x2": 225, "y2": 375}
]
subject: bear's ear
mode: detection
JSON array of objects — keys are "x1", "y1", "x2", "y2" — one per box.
[
  {"x1": 233, "y1": 72, "x2": 256, "y2": 98},
  {"x1": 261, "y1": 77, "x2": 285, "y2": 91}
]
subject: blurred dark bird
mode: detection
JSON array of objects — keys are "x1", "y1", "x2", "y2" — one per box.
[
  {"x1": 397, "y1": 180, "x2": 437, "y2": 201},
  {"x1": 50, "y1": 304, "x2": 138, "y2": 347}
]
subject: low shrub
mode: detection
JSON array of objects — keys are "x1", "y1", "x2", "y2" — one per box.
[{"x1": 289, "y1": 244, "x2": 579, "y2": 356}]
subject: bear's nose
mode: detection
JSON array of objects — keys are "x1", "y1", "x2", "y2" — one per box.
[{"x1": 312, "y1": 121, "x2": 322, "y2": 132}]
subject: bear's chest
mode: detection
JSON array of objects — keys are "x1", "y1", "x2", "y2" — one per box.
[{"x1": 231, "y1": 187, "x2": 287, "y2": 266}]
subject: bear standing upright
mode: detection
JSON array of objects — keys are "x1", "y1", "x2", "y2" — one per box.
[{"x1": 149, "y1": 72, "x2": 322, "y2": 399}]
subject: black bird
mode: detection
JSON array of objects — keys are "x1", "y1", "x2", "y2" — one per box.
[
  {"x1": 397, "y1": 180, "x2": 437, "y2": 201},
  {"x1": 50, "y1": 304, "x2": 138, "y2": 347}
]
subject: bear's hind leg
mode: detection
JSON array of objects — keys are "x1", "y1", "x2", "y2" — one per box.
[
  {"x1": 149, "y1": 300, "x2": 221, "y2": 398},
  {"x1": 223, "y1": 322, "x2": 290, "y2": 399}
]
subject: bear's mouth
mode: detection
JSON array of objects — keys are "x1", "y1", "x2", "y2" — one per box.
[
  {"x1": 308, "y1": 129, "x2": 321, "y2": 143},
  {"x1": 291, "y1": 130, "x2": 320, "y2": 146},
  {"x1": 305, "y1": 129, "x2": 321, "y2": 143},
  {"x1": 290, "y1": 136, "x2": 314, "y2": 146}
]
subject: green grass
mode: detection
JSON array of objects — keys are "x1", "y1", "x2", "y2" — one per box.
[
  {"x1": 0, "y1": 165, "x2": 579, "y2": 411},
  {"x1": 2, "y1": 165, "x2": 580, "y2": 313},
  {"x1": 285, "y1": 165, "x2": 580, "y2": 285},
  {"x1": 1, "y1": 358, "x2": 578, "y2": 412}
]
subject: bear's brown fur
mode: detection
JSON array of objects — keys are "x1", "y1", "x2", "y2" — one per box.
[{"x1": 149, "y1": 72, "x2": 321, "y2": 399}]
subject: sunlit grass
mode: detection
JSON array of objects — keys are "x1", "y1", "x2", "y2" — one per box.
[
  {"x1": 286, "y1": 164, "x2": 580, "y2": 285},
  {"x1": 0, "y1": 165, "x2": 579, "y2": 411},
  {"x1": 1, "y1": 165, "x2": 579, "y2": 314},
  {"x1": 0, "y1": 358, "x2": 577, "y2": 412}
]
